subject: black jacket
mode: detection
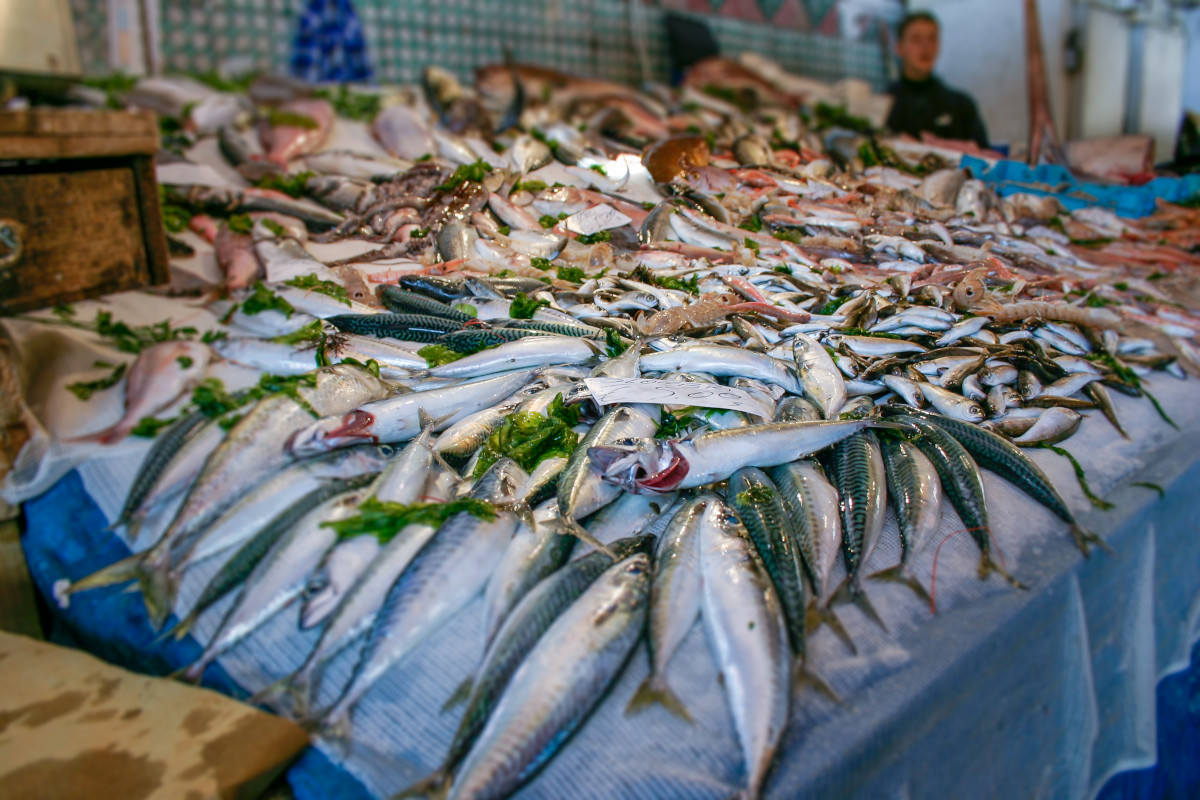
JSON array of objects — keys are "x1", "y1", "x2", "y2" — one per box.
[{"x1": 886, "y1": 76, "x2": 989, "y2": 149}]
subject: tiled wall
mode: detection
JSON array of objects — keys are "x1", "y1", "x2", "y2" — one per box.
[{"x1": 72, "y1": 0, "x2": 887, "y2": 90}]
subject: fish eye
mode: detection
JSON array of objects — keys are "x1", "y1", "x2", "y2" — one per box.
[{"x1": 379, "y1": 444, "x2": 396, "y2": 456}]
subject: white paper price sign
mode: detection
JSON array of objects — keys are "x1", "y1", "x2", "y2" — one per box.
[
  {"x1": 583, "y1": 377, "x2": 773, "y2": 418},
  {"x1": 563, "y1": 204, "x2": 633, "y2": 236}
]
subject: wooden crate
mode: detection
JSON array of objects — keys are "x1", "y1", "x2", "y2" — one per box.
[{"x1": 0, "y1": 109, "x2": 169, "y2": 314}]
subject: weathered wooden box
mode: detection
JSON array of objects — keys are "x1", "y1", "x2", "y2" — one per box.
[{"x1": 0, "y1": 108, "x2": 169, "y2": 314}]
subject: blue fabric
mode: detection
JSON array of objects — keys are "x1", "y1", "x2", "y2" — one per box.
[
  {"x1": 961, "y1": 155, "x2": 1200, "y2": 218},
  {"x1": 21, "y1": 470, "x2": 369, "y2": 800},
  {"x1": 1096, "y1": 638, "x2": 1200, "y2": 800},
  {"x1": 20, "y1": 470, "x2": 1200, "y2": 800},
  {"x1": 290, "y1": 0, "x2": 372, "y2": 84}
]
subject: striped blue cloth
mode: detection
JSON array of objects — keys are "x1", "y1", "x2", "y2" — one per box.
[{"x1": 291, "y1": 0, "x2": 373, "y2": 83}]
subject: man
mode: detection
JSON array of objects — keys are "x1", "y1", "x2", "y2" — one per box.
[{"x1": 887, "y1": 11, "x2": 989, "y2": 149}]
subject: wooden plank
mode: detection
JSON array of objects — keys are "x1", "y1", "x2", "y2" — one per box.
[
  {"x1": 131, "y1": 156, "x2": 171, "y2": 286},
  {"x1": 0, "y1": 519, "x2": 41, "y2": 640},
  {"x1": 0, "y1": 166, "x2": 152, "y2": 314},
  {"x1": 0, "y1": 109, "x2": 159, "y2": 159}
]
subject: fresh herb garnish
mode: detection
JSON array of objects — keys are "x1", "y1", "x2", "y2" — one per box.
[
  {"x1": 474, "y1": 393, "x2": 580, "y2": 477},
  {"x1": 418, "y1": 344, "x2": 466, "y2": 367},
  {"x1": 819, "y1": 295, "x2": 850, "y2": 315},
  {"x1": 272, "y1": 319, "x2": 326, "y2": 346},
  {"x1": 576, "y1": 230, "x2": 612, "y2": 245},
  {"x1": 604, "y1": 328, "x2": 627, "y2": 358},
  {"x1": 510, "y1": 293, "x2": 549, "y2": 319},
  {"x1": 656, "y1": 411, "x2": 696, "y2": 439},
  {"x1": 321, "y1": 496, "x2": 497, "y2": 543},
  {"x1": 67, "y1": 363, "x2": 127, "y2": 400},
  {"x1": 266, "y1": 109, "x2": 318, "y2": 130},
  {"x1": 261, "y1": 218, "x2": 289, "y2": 237},
  {"x1": 556, "y1": 265, "x2": 585, "y2": 282},
  {"x1": 242, "y1": 282, "x2": 295, "y2": 317},
  {"x1": 284, "y1": 273, "x2": 351, "y2": 306},
  {"x1": 773, "y1": 265, "x2": 792, "y2": 275},
  {"x1": 177, "y1": 355, "x2": 194, "y2": 369},
  {"x1": 436, "y1": 158, "x2": 493, "y2": 191},
  {"x1": 739, "y1": 215, "x2": 764, "y2": 233},
  {"x1": 530, "y1": 257, "x2": 553, "y2": 271},
  {"x1": 313, "y1": 84, "x2": 382, "y2": 122},
  {"x1": 227, "y1": 214, "x2": 254, "y2": 235},
  {"x1": 1039, "y1": 444, "x2": 1114, "y2": 511},
  {"x1": 588, "y1": 164, "x2": 607, "y2": 175},
  {"x1": 513, "y1": 180, "x2": 547, "y2": 193},
  {"x1": 255, "y1": 172, "x2": 314, "y2": 199},
  {"x1": 131, "y1": 416, "x2": 177, "y2": 438},
  {"x1": 745, "y1": 238, "x2": 760, "y2": 254}
]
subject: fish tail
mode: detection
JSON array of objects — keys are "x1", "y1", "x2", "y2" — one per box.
[
  {"x1": 143, "y1": 567, "x2": 180, "y2": 632},
  {"x1": 792, "y1": 661, "x2": 843, "y2": 707},
  {"x1": 248, "y1": 672, "x2": 297, "y2": 709},
  {"x1": 1070, "y1": 523, "x2": 1113, "y2": 557},
  {"x1": 625, "y1": 675, "x2": 694, "y2": 723},
  {"x1": 440, "y1": 676, "x2": 474, "y2": 713},
  {"x1": 167, "y1": 605, "x2": 200, "y2": 642},
  {"x1": 308, "y1": 707, "x2": 355, "y2": 748},
  {"x1": 868, "y1": 563, "x2": 932, "y2": 606},
  {"x1": 562, "y1": 516, "x2": 616, "y2": 560},
  {"x1": 978, "y1": 553, "x2": 1027, "y2": 590},
  {"x1": 829, "y1": 578, "x2": 888, "y2": 633},
  {"x1": 66, "y1": 552, "x2": 147, "y2": 596},
  {"x1": 805, "y1": 596, "x2": 857, "y2": 655},
  {"x1": 391, "y1": 768, "x2": 451, "y2": 800}
]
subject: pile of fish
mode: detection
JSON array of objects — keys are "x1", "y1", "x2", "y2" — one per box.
[{"x1": 54, "y1": 63, "x2": 1200, "y2": 799}]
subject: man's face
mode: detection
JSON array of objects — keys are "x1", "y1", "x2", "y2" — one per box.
[{"x1": 896, "y1": 19, "x2": 939, "y2": 80}]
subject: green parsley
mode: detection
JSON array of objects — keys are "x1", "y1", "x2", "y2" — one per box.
[
  {"x1": 530, "y1": 257, "x2": 553, "y2": 271},
  {"x1": 131, "y1": 416, "x2": 177, "y2": 438},
  {"x1": 284, "y1": 273, "x2": 351, "y2": 306},
  {"x1": 539, "y1": 214, "x2": 566, "y2": 229},
  {"x1": 67, "y1": 363, "x2": 127, "y2": 401},
  {"x1": 745, "y1": 238, "x2": 760, "y2": 254},
  {"x1": 266, "y1": 109, "x2": 318, "y2": 130},
  {"x1": 313, "y1": 84, "x2": 382, "y2": 122},
  {"x1": 473, "y1": 393, "x2": 580, "y2": 477},
  {"x1": 177, "y1": 355, "x2": 194, "y2": 369},
  {"x1": 418, "y1": 344, "x2": 466, "y2": 367},
  {"x1": 242, "y1": 282, "x2": 295, "y2": 317},
  {"x1": 510, "y1": 293, "x2": 549, "y2": 319},
  {"x1": 436, "y1": 159, "x2": 493, "y2": 191},
  {"x1": 576, "y1": 230, "x2": 612, "y2": 245},
  {"x1": 656, "y1": 412, "x2": 696, "y2": 439},
  {"x1": 604, "y1": 328, "x2": 627, "y2": 358},
  {"x1": 588, "y1": 164, "x2": 607, "y2": 175},
  {"x1": 498, "y1": 225, "x2": 511, "y2": 236},
  {"x1": 227, "y1": 214, "x2": 254, "y2": 235},
  {"x1": 271, "y1": 319, "x2": 325, "y2": 346},
  {"x1": 556, "y1": 265, "x2": 585, "y2": 283},
  {"x1": 818, "y1": 295, "x2": 850, "y2": 315},
  {"x1": 255, "y1": 172, "x2": 313, "y2": 199},
  {"x1": 513, "y1": 180, "x2": 547, "y2": 193},
  {"x1": 321, "y1": 496, "x2": 497, "y2": 543},
  {"x1": 739, "y1": 215, "x2": 764, "y2": 233}
]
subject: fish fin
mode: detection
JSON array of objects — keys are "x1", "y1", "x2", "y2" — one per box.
[
  {"x1": 168, "y1": 606, "x2": 200, "y2": 642},
  {"x1": 142, "y1": 568, "x2": 180, "y2": 632},
  {"x1": 66, "y1": 552, "x2": 146, "y2": 595},
  {"x1": 1070, "y1": 524, "x2": 1113, "y2": 557},
  {"x1": 561, "y1": 516, "x2": 616, "y2": 560},
  {"x1": 868, "y1": 420, "x2": 915, "y2": 432},
  {"x1": 440, "y1": 676, "x2": 474, "y2": 713},
  {"x1": 829, "y1": 579, "x2": 888, "y2": 633},
  {"x1": 248, "y1": 673, "x2": 297, "y2": 709},
  {"x1": 168, "y1": 657, "x2": 206, "y2": 685},
  {"x1": 868, "y1": 564, "x2": 932, "y2": 606},
  {"x1": 806, "y1": 596, "x2": 856, "y2": 655},
  {"x1": 625, "y1": 675, "x2": 694, "y2": 723},
  {"x1": 792, "y1": 661, "x2": 843, "y2": 707},
  {"x1": 391, "y1": 769, "x2": 451, "y2": 800},
  {"x1": 978, "y1": 554, "x2": 1028, "y2": 590},
  {"x1": 418, "y1": 408, "x2": 458, "y2": 431}
]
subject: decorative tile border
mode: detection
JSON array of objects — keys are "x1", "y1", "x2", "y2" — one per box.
[{"x1": 71, "y1": 0, "x2": 886, "y2": 91}]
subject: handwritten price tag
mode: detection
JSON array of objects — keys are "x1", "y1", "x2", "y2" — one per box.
[
  {"x1": 563, "y1": 204, "x2": 633, "y2": 236},
  {"x1": 583, "y1": 377, "x2": 773, "y2": 418}
]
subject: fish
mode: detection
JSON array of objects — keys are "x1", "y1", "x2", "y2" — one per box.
[
  {"x1": 587, "y1": 418, "x2": 891, "y2": 493},
  {"x1": 700, "y1": 497, "x2": 791, "y2": 800},
  {"x1": 827, "y1": 431, "x2": 889, "y2": 630},
  {"x1": 872, "y1": 436, "x2": 942, "y2": 602},
  {"x1": 261, "y1": 98, "x2": 334, "y2": 166},
  {"x1": 71, "y1": 341, "x2": 211, "y2": 444},
  {"x1": 625, "y1": 494, "x2": 714, "y2": 722},
  {"x1": 444, "y1": 553, "x2": 651, "y2": 800},
  {"x1": 403, "y1": 536, "x2": 653, "y2": 798},
  {"x1": 69, "y1": 363, "x2": 391, "y2": 628},
  {"x1": 319, "y1": 458, "x2": 524, "y2": 735},
  {"x1": 791, "y1": 333, "x2": 845, "y2": 418}
]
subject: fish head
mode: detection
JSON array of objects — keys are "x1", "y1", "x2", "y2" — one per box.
[
  {"x1": 288, "y1": 411, "x2": 378, "y2": 458},
  {"x1": 587, "y1": 437, "x2": 690, "y2": 494}
]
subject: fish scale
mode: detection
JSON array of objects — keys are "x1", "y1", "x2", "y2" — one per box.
[
  {"x1": 728, "y1": 468, "x2": 808, "y2": 659},
  {"x1": 326, "y1": 312, "x2": 466, "y2": 341},
  {"x1": 397, "y1": 537, "x2": 654, "y2": 800},
  {"x1": 115, "y1": 409, "x2": 212, "y2": 530},
  {"x1": 886, "y1": 406, "x2": 1102, "y2": 554},
  {"x1": 377, "y1": 286, "x2": 474, "y2": 321},
  {"x1": 889, "y1": 414, "x2": 1023, "y2": 587},
  {"x1": 436, "y1": 326, "x2": 554, "y2": 353},
  {"x1": 829, "y1": 430, "x2": 886, "y2": 586}
]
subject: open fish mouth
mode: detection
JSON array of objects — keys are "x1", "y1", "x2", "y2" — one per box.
[
  {"x1": 288, "y1": 411, "x2": 378, "y2": 457},
  {"x1": 588, "y1": 440, "x2": 690, "y2": 493}
]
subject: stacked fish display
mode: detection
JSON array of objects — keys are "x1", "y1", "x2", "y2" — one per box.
[{"x1": 55, "y1": 63, "x2": 1200, "y2": 799}]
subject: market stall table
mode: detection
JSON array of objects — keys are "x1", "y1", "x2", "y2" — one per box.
[{"x1": 10, "y1": 292, "x2": 1200, "y2": 800}]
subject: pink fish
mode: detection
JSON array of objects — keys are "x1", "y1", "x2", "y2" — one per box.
[
  {"x1": 261, "y1": 99, "x2": 334, "y2": 166},
  {"x1": 215, "y1": 224, "x2": 260, "y2": 291},
  {"x1": 72, "y1": 341, "x2": 211, "y2": 444}
]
